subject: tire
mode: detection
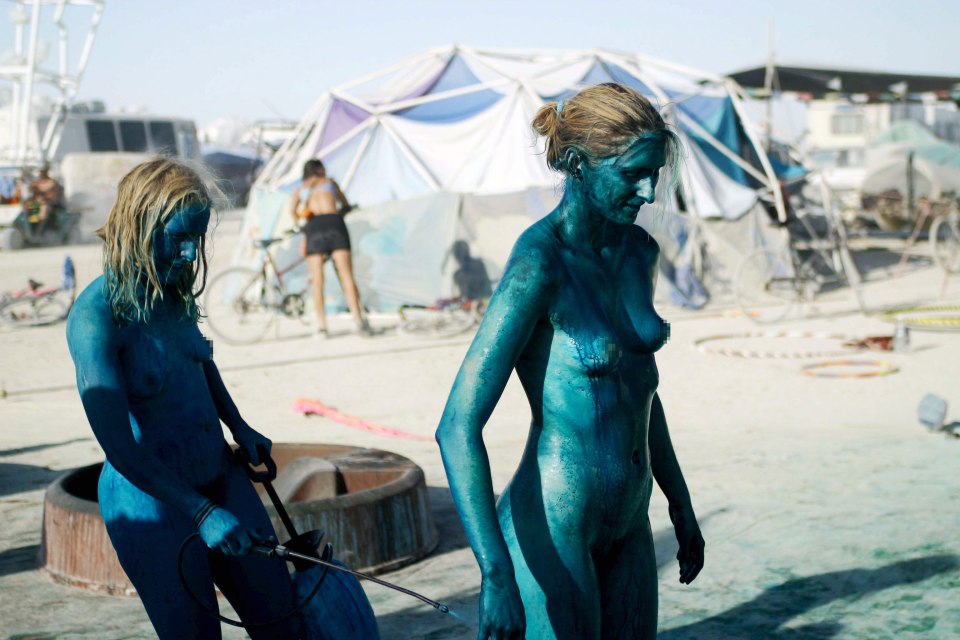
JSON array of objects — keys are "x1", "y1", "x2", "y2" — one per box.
[
  {"x1": 0, "y1": 294, "x2": 69, "y2": 327},
  {"x1": 931, "y1": 214, "x2": 960, "y2": 274},
  {"x1": 0, "y1": 227, "x2": 25, "y2": 251},
  {"x1": 735, "y1": 249, "x2": 798, "y2": 324},
  {"x1": 202, "y1": 267, "x2": 275, "y2": 344},
  {"x1": 398, "y1": 307, "x2": 476, "y2": 339},
  {"x1": 64, "y1": 223, "x2": 82, "y2": 246}
]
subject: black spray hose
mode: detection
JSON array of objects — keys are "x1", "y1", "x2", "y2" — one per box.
[
  {"x1": 257, "y1": 540, "x2": 450, "y2": 613},
  {"x1": 177, "y1": 535, "x2": 452, "y2": 630},
  {"x1": 177, "y1": 533, "x2": 329, "y2": 629}
]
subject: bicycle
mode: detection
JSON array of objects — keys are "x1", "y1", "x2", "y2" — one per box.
[
  {"x1": 0, "y1": 256, "x2": 76, "y2": 327},
  {"x1": 735, "y1": 204, "x2": 863, "y2": 324},
  {"x1": 397, "y1": 297, "x2": 487, "y2": 339},
  {"x1": 930, "y1": 206, "x2": 960, "y2": 274},
  {"x1": 203, "y1": 230, "x2": 309, "y2": 344}
]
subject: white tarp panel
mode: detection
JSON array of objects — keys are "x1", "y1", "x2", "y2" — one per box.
[
  {"x1": 458, "y1": 187, "x2": 560, "y2": 284},
  {"x1": 385, "y1": 95, "x2": 514, "y2": 189},
  {"x1": 349, "y1": 191, "x2": 461, "y2": 309},
  {"x1": 472, "y1": 90, "x2": 556, "y2": 194},
  {"x1": 349, "y1": 54, "x2": 449, "y2": 106},
  {"x1": 342, "y1": 125, "x2": 435, "y2": 206}
]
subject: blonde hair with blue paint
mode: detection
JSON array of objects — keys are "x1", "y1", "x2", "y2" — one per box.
[
  {"x1": 532, "y1": 82, "x2": 683, "y2": 191},
  {"x1": 97, "y1": 157, "x2": 222, "y2": 325}
]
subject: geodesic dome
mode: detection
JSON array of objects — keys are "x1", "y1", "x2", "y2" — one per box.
[{"x1": 240, "y1": 46, "x2": 788, "y2": 310}]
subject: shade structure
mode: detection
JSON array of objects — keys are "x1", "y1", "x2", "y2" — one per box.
[
  {"x1": 240, "y1": 45, "x2": 791, "y2": 311},
  {"x1": 728, "y1": 64, "x2": 960, "y2": 100}
]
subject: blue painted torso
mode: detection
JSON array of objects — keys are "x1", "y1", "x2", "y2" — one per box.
[
  {"x1": 74, "y1": 277, "x2": 227, "y2": 490},
  {"x1": 505, "y1": 217, "x2": 669, "y2": 546},
  {"x1": 120, "y1": 310, "x2": 224, "y2": 487}
]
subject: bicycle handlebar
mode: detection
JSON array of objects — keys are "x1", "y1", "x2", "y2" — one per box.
[{"x1": 251, "y1": 227, "x2": 303, "y2": 249}]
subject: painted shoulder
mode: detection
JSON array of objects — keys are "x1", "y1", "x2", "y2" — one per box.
[
  {"x1": 502, "y1": 218, "x2": 562, "y2": 288},
  {"x1": 512, "y1": 217, "x2": 562, "y2": 263},
  {"x1": 66, "y1": 276, "x2": 120, "y2": 353}
]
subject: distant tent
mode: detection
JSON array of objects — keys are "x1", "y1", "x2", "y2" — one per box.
[
  {"x1": 243, "y1": 46, "x2": 792, "y2": 311},
  {"x1": 862, "y1": 121, "x2": 960, "y2": 229},
  {"x1": 202, "y1": 146, "x2": 263, "y2": 207},
  {"x1": 869, "y1": 121, "x2": 940, "y2": 148},
  {"x1": 865, "y1": 122, "x2": 960, "y2": 196}
]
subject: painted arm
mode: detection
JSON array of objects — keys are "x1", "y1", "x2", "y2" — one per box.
[
  {"x1": 331, "y1": 180, "x2": 354, "y2": 214},
  {"x1": 649, "y1": 392, "x2": 705, "y2": 584},
  {"x1": 66, "y1": 304, "x2": 256, "y2": 556},
  {"x1": 202, "y1": 359, "x2": 271, "y2": 466},
  {"x1": 436, "y1": 237, "x2": 552, "y2": 639}
]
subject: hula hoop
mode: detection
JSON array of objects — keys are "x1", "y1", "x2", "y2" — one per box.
[
  {"x1": 874, "y1": 304, "x2": 960, "y2": 330},
  {"x1": 693, "y1": 331, "x2": 857, "y2": 359},
  {"x1": 800, "y1": 359, "x2": 900, "y2": 379}
]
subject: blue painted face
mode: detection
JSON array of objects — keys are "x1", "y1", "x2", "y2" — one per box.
[
  {"x1": 152, "y1": 204, "x2": 210, "y2": 285},
  {"x1": 582, "y1": 133, "x2": 667, "y2": 225}
]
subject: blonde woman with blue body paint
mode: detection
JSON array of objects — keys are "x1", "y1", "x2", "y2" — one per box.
[
  {"x1": 437, "y1": 83, "x2": 705, "y2": 640},
  {"x1": 67, "y1": 158, "x2": 302, "y2": 639}
]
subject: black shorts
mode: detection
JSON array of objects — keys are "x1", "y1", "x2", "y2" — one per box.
[{"x1": 304, "y1": 214, "x2": 351, "y2": 256}]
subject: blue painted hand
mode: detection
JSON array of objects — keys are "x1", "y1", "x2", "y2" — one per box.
[
  {"x1": 198, "y1": 507, "x2": 255, "y2": 556},
  {"x1": 479, "y1": 573, "x2": 526, "y2": 640},
  {"x1": 232, "y1": 425, "x2": 272, "y2": 467},
  {"x1": 670, "y1": 503, "x2": 705, "y2": 584}
]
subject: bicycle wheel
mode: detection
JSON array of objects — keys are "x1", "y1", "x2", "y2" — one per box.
[
  {"x1": 203, "y1": 267, "x2": 275, "y2": 344},
  {"x1": 931, "y1": 214, "x2": 960, "y2": 274},
  {"x1": 0, "y1": 294, "x2": 69, "y2": 327},
  {"x1": 735, "y1": 249, "x2": 799, "y2": 324},
  {"x1": 398, "y1": 307, "x2": 476, "y2": 339}
]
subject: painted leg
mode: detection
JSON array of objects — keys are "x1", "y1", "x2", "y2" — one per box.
[
  {"x1": 499, "y1": 490, "x2": 602, "y2": 640},
  {"x1": 306, "y1": 254, "x2": 327, "y2": 333},
  {"x1": 208, "y1": 459, "x2": 303, "y2": 639},
  {"x1": 98, "y1": 462, "x2": 222, "y2": 640},
  {"x1": 330, "y1": 249, "x2": 367, "y2": 330},
  {"x1": 597, "y1": 518, "x2": 658, "y2": 640}
]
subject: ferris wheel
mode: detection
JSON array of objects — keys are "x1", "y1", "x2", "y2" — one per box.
[{"x1": 0, "y1": 0, "x2": 105, "y2": 169}]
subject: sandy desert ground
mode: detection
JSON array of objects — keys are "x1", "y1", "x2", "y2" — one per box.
[{"x1": 1, "y1": 210, "x2": 959, "y2": 639}]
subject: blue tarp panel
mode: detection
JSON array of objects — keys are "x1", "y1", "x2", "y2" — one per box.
[
  {"x1": 602, "y1": 61, "x2": 655, "y2": 101},
  {"x1": 398, "y1": 54, "x2": 503, "y2": 123},
  {"x1": 540, "y1": 88, "x2": 577, "y2": 103},
  {"x1": 541, "y1": 63, "x2": 653, "y2": 111},
  {"x1": 769, "y1": 156, "x2": 807, "y2": 181},
  {"x1": 579, "y1": 61, "x2": 615, "y2": 86},
  {"x1": 397, "y1": 91, "x2": 504, "y2": 123},
  {"x1": 678, "y1": 96, "x2": 752, "y2": 186}
]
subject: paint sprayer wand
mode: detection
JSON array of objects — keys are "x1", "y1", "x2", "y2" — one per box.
[
  {"x1": 251, "y1": 540, "x2": 450, "y2": 613},
  {"x1": 238, "y1": 447, "x2": 450, "y2": 614}
]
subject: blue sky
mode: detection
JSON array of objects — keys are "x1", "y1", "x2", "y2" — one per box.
[{"x1": 4, "y1": 0, "x2": 959, "y2": 126}]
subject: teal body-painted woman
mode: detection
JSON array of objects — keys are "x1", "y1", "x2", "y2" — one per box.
[
  {"x1": 66, "y1": 159, "x2": 302, "y2": 639},
  {"x1": 436, "y1": 83, "x2": 705, "y2": 640}
]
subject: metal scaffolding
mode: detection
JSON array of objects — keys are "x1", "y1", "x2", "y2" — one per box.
[{"x1": 0, "y1": 0, "x2": 105, "y2": 168}]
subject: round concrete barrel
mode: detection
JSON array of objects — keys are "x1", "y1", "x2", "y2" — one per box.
[{"x1": 39, "y1": 444, "x2": 438, "y2": 595}]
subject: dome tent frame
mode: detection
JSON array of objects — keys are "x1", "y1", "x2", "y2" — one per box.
[{"x1": 242, "y1": 45, "x2": 790, "y2": 312}]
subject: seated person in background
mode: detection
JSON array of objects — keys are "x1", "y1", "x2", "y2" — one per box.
[
  {"x1": 27, "y1": 165, "x2": 65, "y2": 235},
  {"x1": 450, "y1": 240, "x2": 492, "y2": 301}
]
